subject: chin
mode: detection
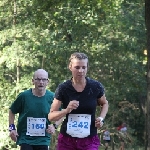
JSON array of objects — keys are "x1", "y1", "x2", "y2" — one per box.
[
  {"x1": 38, "y1": 87, "x2": 44, "y2": 90},
  {"x1": 77, "y1": 76, "x2": 85, "y2": 79}
]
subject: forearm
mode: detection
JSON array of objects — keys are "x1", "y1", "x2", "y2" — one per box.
[
  {"x1": 9, "y1": 109, "x2": 15, "y2": 125},
  {"x1": 48, "y1": 109, "x2": 68, "y2": 121},
  {"x1": 99, "y1": 102, "x2": 109, "y2": 119}
]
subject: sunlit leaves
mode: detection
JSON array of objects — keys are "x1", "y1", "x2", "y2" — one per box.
[{"x1": 0, "y1": 0, "x2": 146, "y2": 148}]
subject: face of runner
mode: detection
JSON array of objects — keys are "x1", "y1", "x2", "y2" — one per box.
[
  {"x1": 69, "y1": 58, "x2": 88, "y2": 82},
  {"x1": 32, "y1": 69, "x2": 49, "y2": 93}
]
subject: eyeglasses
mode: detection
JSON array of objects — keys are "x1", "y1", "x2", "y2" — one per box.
[{"x1": 34, "y1": 78, "x2": 48, "y2": 82}]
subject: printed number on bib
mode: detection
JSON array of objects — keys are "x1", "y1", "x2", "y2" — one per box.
[
  {"x1": 72, "y1": 121, "x2": 88, "y2": 129},
  {"x1": 66, "y1": 114, "x2": 91, "y2": 138},
  {"x1": 26, "y1": 117, "x2": 46, "y2": 136}
]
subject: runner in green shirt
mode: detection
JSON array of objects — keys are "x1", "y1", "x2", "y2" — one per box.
[{"x1": 9, "y1": 69, "x2": 56, "y2": 150}]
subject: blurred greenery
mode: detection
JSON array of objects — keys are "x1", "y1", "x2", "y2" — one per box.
[{"x1": 0, "y1": 0, "x2": 146, "y2": 149}]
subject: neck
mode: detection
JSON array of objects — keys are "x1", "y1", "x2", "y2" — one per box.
[
  {"x1": 72, "y1": 78, "x2": 86, "y2": 85},
  {"x1": 32, "y1": 88, "x2": 46, "y2": 97}
]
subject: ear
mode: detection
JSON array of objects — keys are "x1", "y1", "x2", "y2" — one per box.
[
  {"x1": 32, "y1": 79, "x2": 34, "y2": 85},
  {"x1": 46, "y1": 79, "x2": 49, "y2": 85},
  {"x1": 68, "y1": 64, "x2": 72, "y2": 71}
]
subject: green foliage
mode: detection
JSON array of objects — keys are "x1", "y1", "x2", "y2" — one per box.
[{"x1": 0, "y1": 0, "x2": 146, "y2": 149}]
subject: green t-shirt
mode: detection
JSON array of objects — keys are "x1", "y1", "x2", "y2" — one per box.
[{"x1": 10, "y1": 89, "x2": 54, "y2": 146}]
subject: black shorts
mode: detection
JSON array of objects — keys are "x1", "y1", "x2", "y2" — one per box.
[
  {"x1": 20, "y1": 143, "x2": 48, "y2": 150},
  {"x1": 104, "y1": 140, "x2": 111, "y2": 143}
]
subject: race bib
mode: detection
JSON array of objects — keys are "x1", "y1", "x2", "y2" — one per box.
[
  {"x1": 26, "y1": 117, "x2": 46, "y2": 136},
  {"x1": 66, "y1": 114, "x2": 91, "y2": 138}
]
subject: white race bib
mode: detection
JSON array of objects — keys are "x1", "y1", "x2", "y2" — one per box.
[
  {"x1": 26, "y1": 117, "x2": 46, "y2": 136},
  {"x1": 66, "y1": 114, "x2": 91, "y2": 138}
]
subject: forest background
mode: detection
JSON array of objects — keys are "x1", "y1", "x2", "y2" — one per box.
[{"x1": 0, "y1": 0, "x2": 147, "y2": 149}]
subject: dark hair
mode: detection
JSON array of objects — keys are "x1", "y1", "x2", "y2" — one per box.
[
  {"x1": 69, "y1": 52, "x2": 89, "y2": 67},
  {"x1": 69, "y1": 52, "x2": 88, "y2": 62}
]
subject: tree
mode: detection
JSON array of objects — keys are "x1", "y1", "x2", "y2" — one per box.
[
  {"x1": 0, "y1": 0, "x2": 146, "y2": 149},
  {"x1": 145, "y1": 0, "x2": 150, "y2": 149}
]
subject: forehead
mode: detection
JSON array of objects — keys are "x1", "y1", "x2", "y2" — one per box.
[
  {"x1": 71, "y1": 58, "x2": 88, "y2": 66},
  {"x1": 34, "y1": 71, "x2": 48, "y2": 78}
]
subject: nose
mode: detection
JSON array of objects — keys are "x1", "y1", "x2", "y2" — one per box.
[
  {"x1": 39, "y1": 79, "x2": 44, "y2": 83},
  {"x1": 78, "y1": 68, "x2": 84, "y2": 72}
]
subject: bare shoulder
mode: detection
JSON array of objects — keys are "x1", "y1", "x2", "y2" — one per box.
[
  {"x1": 97, "y1": 94, "x2": 108, "y2": 106},
  {"x1": 53, "y1": 98, "x2": 61, "y2": 104}
]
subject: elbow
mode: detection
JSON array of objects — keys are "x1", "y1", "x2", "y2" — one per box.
[
  {"x1": 102, "y1": 100, "x2": 109, "y2": 107},
  {"x1": 105, "y1": 100, "x2": 109, "y2": 107},
  {"x1": 106, "y1": 101, "x2": 109, "y2": 109},
  {"x1": 48, "y1": 112, "x2": 58, "y2": 122},
  {"x1": 48, "y1": 113, "x2": 54, "y2": 121}
]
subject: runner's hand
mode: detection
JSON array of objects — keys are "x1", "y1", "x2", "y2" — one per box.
[
  {"x1": 95, "y1": 117, "x2": 104, "y2": 128},
  {"x1": 9, "y1": 130, "x2": 18, "y2": 142},
  {"x1": 66, "y1": 100, "x2": 79, "y2": 113},
  {"x1": 46, "y1": 124, "x2": 55, "y2": 134}
]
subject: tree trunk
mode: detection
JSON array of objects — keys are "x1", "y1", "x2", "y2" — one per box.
[
  {"x1": 145, "y1": 0, "x2": 150, "y2": 149},
  {"x1": 13, "y1": 0, "x2": 20, "y2": 95}
]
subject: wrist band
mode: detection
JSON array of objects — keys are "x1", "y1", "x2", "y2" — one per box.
[
  {"x1": 98, "y1": 117, "x2": 104, "y2": 123},
  {"x1": 9, "y1": 124, "x2": 16, "y2": 132}
]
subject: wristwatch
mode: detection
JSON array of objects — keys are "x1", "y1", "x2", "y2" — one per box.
[{"x1": 53, "y1": 123, "x2": 58, "y2": 129}]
